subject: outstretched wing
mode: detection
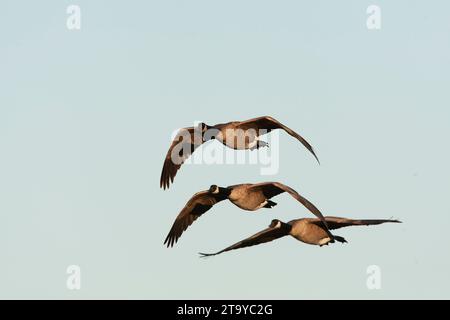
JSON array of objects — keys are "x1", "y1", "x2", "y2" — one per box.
[
  {"x1": 235, "y1": 116, "x2": 319, "y2": 163},
  {"x1": 164, "y1": 191, "x2": 227, "y2": 247},
  {"x1": 199, "y1": 223, "x2": 289, "y2": 257},
  {"x1": 311, "y1": 216, "x2": 402, "y2": 230},
  {"x1": 160, "y1": 127, "x2": 204, "y2": 190},
  {"x1": 248, "y1": 182, "x2": 333, "y2": 238}
]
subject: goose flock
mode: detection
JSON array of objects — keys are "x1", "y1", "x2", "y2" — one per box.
[{"x1": 160, "y1": 116, "x2": 400, "y2": 256}]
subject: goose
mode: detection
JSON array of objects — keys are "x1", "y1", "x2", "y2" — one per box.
[
  {"x1": 164, "y1": 182, "x2": 333, "y2": 247},
  {"x1": 199, "y1": 217, "x2": 402, "y2": 257},
  {"x1": 160, "y1": 116, "x2": 319, "y2": 189}
]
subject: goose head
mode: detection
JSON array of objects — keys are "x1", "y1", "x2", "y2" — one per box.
[
  {"x1": 269, "y1": 219, "x2": 282, "y2": 228},
  {"x1": 269, "y1": 219, "x2": 292, "y2": 233},
  {"x1": 197, "y1": 122, "x2": 210, "y2": 134},
  {"x1": 208, "y1": 184, "x2": 220, "y2": 194},
  {"x1": 197, "y1": 122, "x2": 218, "y2": 142}
]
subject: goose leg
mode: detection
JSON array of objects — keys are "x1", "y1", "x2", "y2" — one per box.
[
  {"x1": 256, "y1": 140, "x2": 269, "y2": 149},
  {"x1": 263, "y1": 200, "x2": 277, "y2": 208},
  {"x1": 249, "y1": 139, "x2": 269, "y2": 150}
]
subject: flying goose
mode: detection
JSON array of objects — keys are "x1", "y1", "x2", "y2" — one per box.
[
  {"x1": 199, "y1": 217, "x2": 401, "y2": 257},
  {"x1": 164, "y1": 182, "x2": 333, "y2": 247},
  {"x1": 160, "y1": 116, "x2": 319, "y2": 189}
]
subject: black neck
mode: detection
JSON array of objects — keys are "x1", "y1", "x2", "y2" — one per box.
[
  {"x1": 215, "y1": 187, "x2": 231, "y2": 199},
  {"x1": 280, "y1": 221, "x2": 292, "y2": 233}
]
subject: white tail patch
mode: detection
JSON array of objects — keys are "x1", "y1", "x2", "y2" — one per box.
[
  {"x1": 257, "y1": 200, "x2": 268, "y2": 209},
  {"x1": 318, "y1": 237, "x2": 331, "y2": 246}
]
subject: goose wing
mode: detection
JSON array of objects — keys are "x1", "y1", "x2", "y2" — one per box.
[
  {"x1": 164, "y1": 190, "x2": 227, "y2": 247},
  {"x1": 160, "y1": 127, "x2": 204, "y2": 190},
  {"x1": 248, "y1": 182, "x2": 333, "y2": 238},
  {"x1": 311, "y1": 216, "x2": 401, "y2": 230},
  {"x1": 199, "y1": 221, "x2": 289, "y2": 257},
  {"x1": 235, "y1": 116, "x2": 319, "y2": 163}
]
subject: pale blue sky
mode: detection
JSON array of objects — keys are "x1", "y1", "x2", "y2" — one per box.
[{"x1": 1, "y1": 1, "x2": 450, "y2": 299}]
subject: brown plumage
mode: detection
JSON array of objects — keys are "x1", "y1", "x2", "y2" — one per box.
[
  {"x1": 160, "y1": 127, "x2": 203, "y2": 190},
  {"x1": 160, "y1": 116, "x2": 319, "y2": 189},
  {"x1": 163, "y1": 190, "x2": 228, "y2": 248},
  {"x1": 164, "y1": 182, "x2": 332, "y2": 247},
  {"x1": 199, "y1": 217, "x2": 401, "y2": 257}
]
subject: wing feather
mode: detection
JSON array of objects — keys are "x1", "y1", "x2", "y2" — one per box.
[
  {"x1": 248, "y1": 182, "x2": 333, "y2": 238},
  {"x1": 311, "y1": 216, "x2": 401, "y2": 230},
  {"x1": 164, "y1": 191, "x2": 226, "y2": 247},
  {"x1": 199, "y1": 224, "x2": 289, "y2": 257},
  {"x1": 160, "y1": 127, "x2": 204, "y2": 190},
  {"x1": 236, "y1": 116, "x2": 319, "y2": 163}
]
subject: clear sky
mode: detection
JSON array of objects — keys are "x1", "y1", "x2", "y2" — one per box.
[{"x1": 1, "y1": 1, "x2": 449, "y2": 299}]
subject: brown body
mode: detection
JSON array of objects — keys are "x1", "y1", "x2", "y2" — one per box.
[
  {"x1": 214, "y1": 122, "x2": 260, "y2": 150},
  {"x1": 289, "y1": 218, "x2": 334, "y2": 245},
  {"x1": 227, "y1": 184, "x2": 268, "y2": 210}
]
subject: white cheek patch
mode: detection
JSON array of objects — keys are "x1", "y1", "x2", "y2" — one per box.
[
  {"x1": 270, "y1": 220, "x2": 281, "y2": 228},
  {"x1": 212, "y1": 187, "x2": 219, "y2": 194}
]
